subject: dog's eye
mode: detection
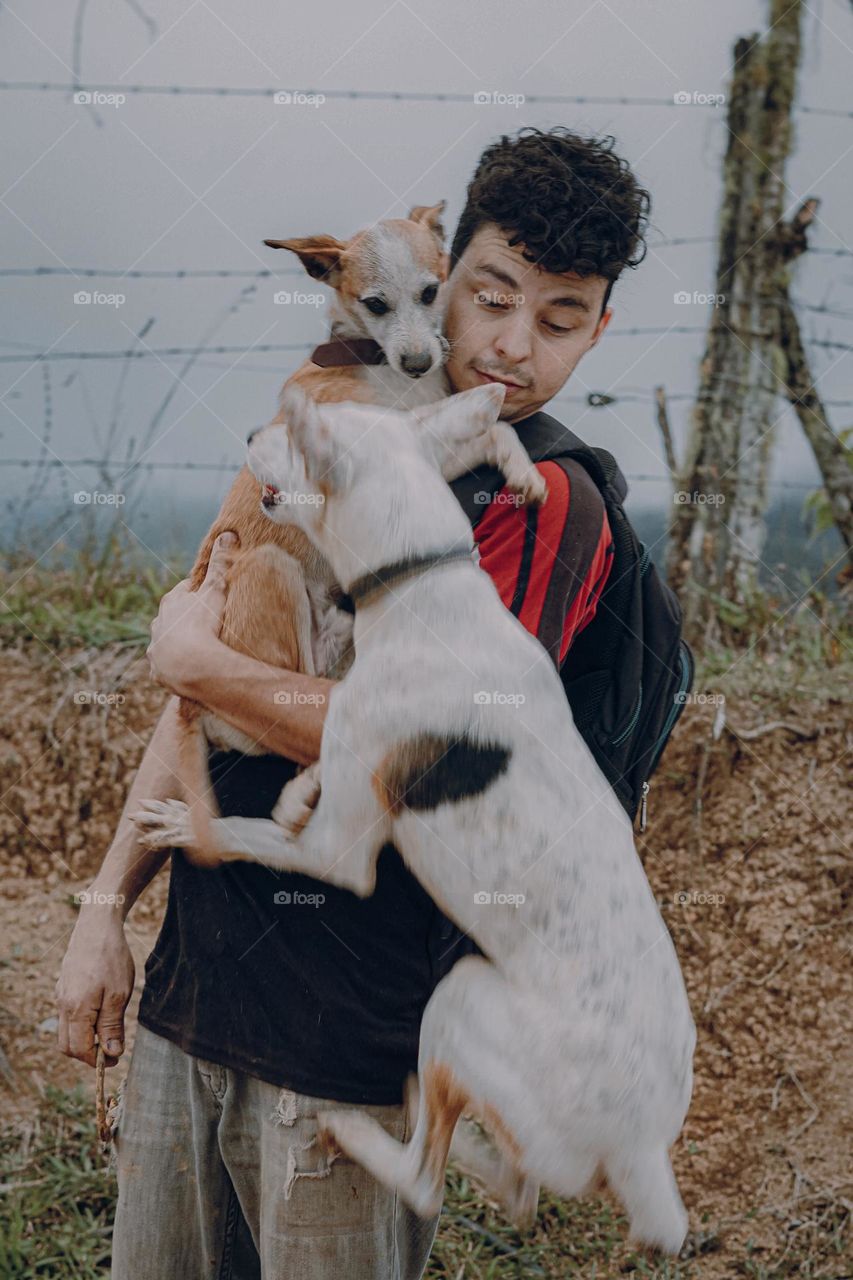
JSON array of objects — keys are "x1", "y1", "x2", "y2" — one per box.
[
  {"x1": 362, "y1": 296, "x2": 389, "y2": 316},
  {"x1": 419, "y1": 284, "x2": 438, "y2": 306}
]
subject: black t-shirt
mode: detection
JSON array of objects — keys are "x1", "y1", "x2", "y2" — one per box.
[{"x1": 137, "y1": 415, "x2": 613, "y2": 1104}]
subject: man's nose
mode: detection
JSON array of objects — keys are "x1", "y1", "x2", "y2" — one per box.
[
  {"x1": 493, "y1": 310, "x2": 532, "y2": 364},
  {"x1": 400, "y1": 350, "x2": 433, "y2": 377}
]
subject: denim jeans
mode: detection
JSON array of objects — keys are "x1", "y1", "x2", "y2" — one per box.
[{"x1": 111, "y1": 1025, "x2": 441, "y2": 1279}]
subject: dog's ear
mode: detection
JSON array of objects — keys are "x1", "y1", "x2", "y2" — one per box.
[
  {"x1": 263, "y1": 235, "x2": 348, "y2": 286},
  {"x1": 279, "y1": 386, "x2": 347, "y2": 494},
  {"x1": 408, "y1": 200, "x2": 447, "y2": 246}
]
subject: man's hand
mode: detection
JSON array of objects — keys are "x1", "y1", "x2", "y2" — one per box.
[
  {"x1": 147, "y1": 531, "x2": 239, "y2": 696},
  {"x1": 55, "y1": 905, "x2": 135, "y2": 1068}
]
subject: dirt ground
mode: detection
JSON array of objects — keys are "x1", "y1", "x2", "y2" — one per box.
[{"x1": 0, "y1": 641, "x2": 850, "y2": 1276}]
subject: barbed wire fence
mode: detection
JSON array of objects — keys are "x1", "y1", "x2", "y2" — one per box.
[{"x1": 1, "y1": 74, "x2": 850, "y2": 560}]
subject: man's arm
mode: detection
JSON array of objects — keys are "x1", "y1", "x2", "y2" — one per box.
[
  {"x1": 56, "y1": 533, "x2": 335, "y2": 1067},
  {"x1": 56, "y1": 694, "x2": 183, "y2": 1067}
]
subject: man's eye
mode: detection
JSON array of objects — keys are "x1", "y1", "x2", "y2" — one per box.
[
  {"x1": 420, "y1": 284, "x2": 438, "y2": 306},
  {"x1": 545, "y1": 320, "x2": 573, "y2": 334},
  {"x1": 362, "y1": 297, "x2": 389, "y2": 316}
]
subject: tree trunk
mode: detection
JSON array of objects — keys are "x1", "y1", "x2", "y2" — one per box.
[
  {"x1": 778, "y1": 295, "x2": 853, "y2": 572},
  {"x1": 667, "y1": 0, "x2": 803, "y2": 639}
]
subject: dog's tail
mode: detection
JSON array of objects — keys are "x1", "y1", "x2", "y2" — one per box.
[
  {"x1": 176, "y1": 699, "x2": 221, "y2": 862},
  {"x1": 605, "y1": 1144, "x2": 688, "y2": 1255}
]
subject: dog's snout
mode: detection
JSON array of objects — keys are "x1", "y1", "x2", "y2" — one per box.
[
  {"x1": 400, "y1": 351, "x2": 433, "y2": 377},
  {"x1": 247, "y1": 426, "x2": 261, "y2": 446}
]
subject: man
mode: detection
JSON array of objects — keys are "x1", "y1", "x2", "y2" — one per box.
[{"x1": 56, "y1": 127, "x2": 650, "y2": 1278}]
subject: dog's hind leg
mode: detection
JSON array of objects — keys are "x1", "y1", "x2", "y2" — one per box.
[
  {"x1": 604, "y1": 1146, "x2": 687, "y2": 1255},
  {"x1": 318, "y1": 955, "x2": 538, "y2": 1223}
]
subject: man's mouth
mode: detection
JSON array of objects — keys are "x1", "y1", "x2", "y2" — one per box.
[{"x1": 474, "y1": 368, "x2": 526, "y2": 392}]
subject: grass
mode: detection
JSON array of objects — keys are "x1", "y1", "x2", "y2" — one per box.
[
  {"x1": 0, "y1": 1088, "x2": 115, "y2": 1279},
  {"x1": 0, "y1": 537, "x2": 184, "y2": 651}
]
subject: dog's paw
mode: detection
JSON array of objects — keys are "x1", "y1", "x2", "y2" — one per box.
[
  {"x1": 272, "y1": 764, "x2": 321, "y2": 835},
  {"x1": 509, "y1": 467, "x2": 548, "y2": 507},
  {"x1": 130, "y1": 798, "x2": 193, "y2": 849}
]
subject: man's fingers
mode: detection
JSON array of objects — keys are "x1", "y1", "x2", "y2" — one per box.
[
  {"x1": 200, "y1": 531, "x2": 239, "y2": 594},
  {"x1": 96, "y1": 1000, "x2": 127, "y2": 1065},
  {"x1": 64, "y1": 1008, "x2": 99, "y2": 1067}
]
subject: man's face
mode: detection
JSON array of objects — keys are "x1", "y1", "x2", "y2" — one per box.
[{"x1": 442, "y1": 223, "x2": 612, "y2": 423}]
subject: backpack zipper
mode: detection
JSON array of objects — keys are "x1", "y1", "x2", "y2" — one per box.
[
  {"x1": 638, "y1": 644, "x2": 693, "y2": 830},
  {"x1": 612, "y1": 682, "x2": 643, "y2": 747}
]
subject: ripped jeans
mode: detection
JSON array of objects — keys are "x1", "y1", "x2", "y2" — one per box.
[{"x1": 111, "y1": 1025, "x2": 441, "y2": 1279}]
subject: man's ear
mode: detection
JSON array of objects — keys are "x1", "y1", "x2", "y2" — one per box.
[
  {"x1": 279, "y1": 386, "x2": 343, "y2": 492},
  {"x1": 263, "y1": 234, "x2": 348, "y2": 286},
  {"x1": 408, "y1": 200, "x2": 447, "y2": 246}
]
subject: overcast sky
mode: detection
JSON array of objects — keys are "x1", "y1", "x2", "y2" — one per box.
[{"x1": 1, "y1": 0, "x2": 851, "y2": 550}]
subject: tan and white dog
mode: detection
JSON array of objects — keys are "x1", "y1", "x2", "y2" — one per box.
[
  {"x1": 133, "y1": 383, "x2": 696, "y2": 1255},
  {"x1": 161, "y1": 201, "x2": 546, "y2": 857}
]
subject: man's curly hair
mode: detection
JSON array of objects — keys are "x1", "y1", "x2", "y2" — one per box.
[{"x1": 450, "y1": 128, "x2": 651, "y2": 311}]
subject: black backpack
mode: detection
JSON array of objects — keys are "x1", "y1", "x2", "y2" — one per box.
[{"x1": 450, "y1": 410, "x2": 694, "y2": 828}]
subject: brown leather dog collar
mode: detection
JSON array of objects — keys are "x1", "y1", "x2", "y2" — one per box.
[{"x1": 309, "y1": 337, "x2": 387, "y2": 368}]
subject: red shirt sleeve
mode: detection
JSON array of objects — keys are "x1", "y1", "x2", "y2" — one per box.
[{"x1": 473, "y1": 459, "x2": 614, "y2": 669}]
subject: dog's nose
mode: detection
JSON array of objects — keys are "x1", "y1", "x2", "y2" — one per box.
[
  {"x1": 247, "y1": 426, "x2": 261, "y2": 446},
  {"x1": 400, "y1": 351, "x2": 433, "y2": 377}
]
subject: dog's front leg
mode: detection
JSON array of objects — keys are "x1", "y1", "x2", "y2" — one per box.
[
  {"x1": 437, "y1": 425, "x2": 547, "y2": 506},
  {"x1": 131, "y1": 781, "x2": 385, "y2": 897}
]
